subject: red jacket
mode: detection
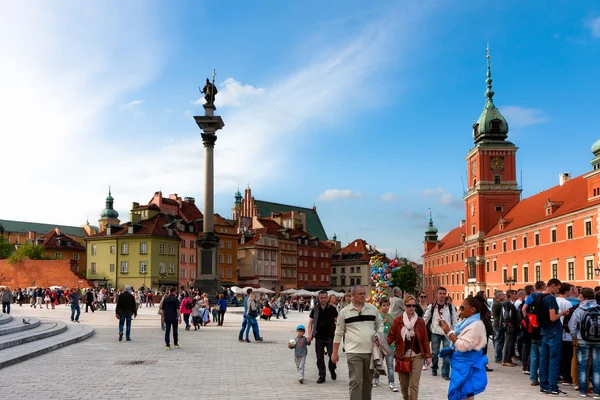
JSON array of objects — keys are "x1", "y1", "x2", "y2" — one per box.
[{"x1": 387, "y1": 315, "x2": 432, "y2": 359}]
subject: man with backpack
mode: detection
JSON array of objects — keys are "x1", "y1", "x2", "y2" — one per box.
[
  {"x1": 568, "y1": 287, "x2": 600, "y2": 398},
  {"x1": 500, "y1": 289, "x2": 520, "y2": 367},
  {"x1": 556, "y1": 283, "x2": 576, "y2": 386},
  {"x1": 523, "y1": 280, "x2": 546, "y2": 385},
  {"x1": 423, "y1": 286, "x2": 457, "y2": 380},
  {"x1": 534, "y1": 278, "x2": 569, "y2": 396}
]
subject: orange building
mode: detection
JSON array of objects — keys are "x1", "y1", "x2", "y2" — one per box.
[
  {"x1": 423, "y1": 56, "x2": 600, "y2": 301},
  {"x1": 38, "y1": 228, "x2": 87, "y2": 273},
  {"x1": 215, "y1": 213, "x2": 238, "y2": 286}
]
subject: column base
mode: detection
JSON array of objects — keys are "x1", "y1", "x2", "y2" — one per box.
[{"x1": 194, "y1": 278, "x2": 220, "y2": 300}]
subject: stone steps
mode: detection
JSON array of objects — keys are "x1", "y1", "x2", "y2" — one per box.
[
  {"x1": 0, "y1": 317, "x2": 93, "y2": 369},
  {"x1": 0, "y1": 314, "x2": 13, "y2": 325}
]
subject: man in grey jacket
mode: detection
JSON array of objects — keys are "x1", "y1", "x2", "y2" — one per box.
[
  {"x1": 568, "y1": 287, "x2": 600, "y2": 397},
  {"x1": 1, "y1": 287, "x2": 11, "y2": 314},
  {"x1": 389, "y1": 287, "x2": 405, "y2": 319}
]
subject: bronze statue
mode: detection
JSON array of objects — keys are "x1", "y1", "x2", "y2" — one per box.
[{"x1": 200, "y1": 78, "x2": 218, "y2": 105}]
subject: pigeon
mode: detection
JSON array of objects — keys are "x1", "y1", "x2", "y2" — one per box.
[{"x1": 23, "y1": 318, "x2": 30, "y2": 325}]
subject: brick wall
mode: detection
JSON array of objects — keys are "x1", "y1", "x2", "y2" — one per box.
[{"x1": 0, "y1": 259, "x2": 87, "y2": 289}]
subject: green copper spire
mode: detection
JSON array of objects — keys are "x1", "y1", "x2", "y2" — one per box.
[
  {"x1": 234, "y1": 185, "x2": 242, "y2": 205},
  {"x1": 100, "y1": 186, "x2": 119, "y2": 219},
  {"x1": 425, "y1": 209, "x2": 438, "y2": 242},
  {"x1": 473, "y1": 45, "x2": 509, "y2": 144}
]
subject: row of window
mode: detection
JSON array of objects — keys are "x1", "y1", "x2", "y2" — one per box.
[
  {"x1": 180, "y1": 240, "x2": 196, "y2": 248},
  {"x1": 179, "y1": 268, "x2": 196, "y2": 279},
  {"x1": 180, "y1": 254, "x2": 195, "y2": 264},
  {"x1": 218, "y1": 254, "x2": 233, "y2": 264},
  {"x1": 426, "y1": 220, "x2": 594, "y2": 268},
  {"x1": 331, "y1": 277, "x2": 361, "y2": 287},
  {"x1": 90, "y1": 243, "x2": 177, "y2": 256},
  {"x1": 219, "y1": 240, "x2": 233, "y2": 249},
  {"x1": 281, "y1": 268, "x2": 297, "y2": 278},
  {"x1": 298, "y1": 260, "x2": 330, "y2": 268},
  {"x1": 218, "y1": 268, "x2": 234, "y2": 280},
  {"x1": 332, "y1": 266, "x2": 361, "y2": 275},
  {"x1": 299, "y1": 250, "x2": 329, "y2": 258},
  {"x1": 298, "y1": 274, "x2": 330, "y2": 282},
  {"x1": 89, "y1": 261, "x2": 175, "y2": 275},
  {"x1": 54, "y1": 252, "x2": 81, "y2": 260},
  {"x1": 257, "y1": 249, "x2": 277, "y2": 261},
  {"x1": 426, "y1": 271, "x2": 465, "y2": 288}
]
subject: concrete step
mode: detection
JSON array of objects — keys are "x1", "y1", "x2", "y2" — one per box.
[
  {"x1": 0, "y1": 320, "x2": 67, "y2": 350},
  {"x1": 0, "y1": 314, "x2": 13, "y2": 325},
  {"x1": 0, "y1": 317, "x2": 40, "y2": 335},
  {"x1": 0, "y1": 322, "x2": 93, "y2": 369}
]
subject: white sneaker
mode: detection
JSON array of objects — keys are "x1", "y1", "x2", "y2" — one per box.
[
  {"x1": 372, "y1": 379, "x2": 379, "y2": 387},
  {"x1": 392, "y1": 386, "x2": 399, "y2": 392},
  {"x1": 388, "y1": 383, "x2": 394, "y2": 390},
  {"x1": 422, "y1": 365, "x2": 427, "y2": 371}
]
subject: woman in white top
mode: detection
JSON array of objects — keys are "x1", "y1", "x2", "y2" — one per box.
[{"x1": 439, "y1": 296, "x2": 489, "y2": 400}]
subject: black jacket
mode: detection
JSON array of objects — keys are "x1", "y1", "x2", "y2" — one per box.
[{"x1": 116, "y1": 291, "x2": 137, "y2": 316}]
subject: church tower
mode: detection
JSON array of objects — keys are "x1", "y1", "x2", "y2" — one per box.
[
  {"x1": 423, "y1": 209, "x2": 438, "y2": 253},
  {"x1": 231, "y1": 188, "x2": 242, "y2": 220},
  {"x1": 463, "y1": 48, "x2": 521, "y2": 282},
  {"x1": 98, "y1": 187, "x2": 120, "y2": 232}
]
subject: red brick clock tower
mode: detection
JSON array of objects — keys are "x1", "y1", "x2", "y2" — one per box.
[{"x1": 463, "y1": 49, "x2": 521, "y2": 285}]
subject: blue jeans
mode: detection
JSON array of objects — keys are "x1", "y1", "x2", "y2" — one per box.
[
  {"x1": 529, "y1": 339, "x2": 540, "y2": 382},
  {"x1": 539, "y1": 334, "x2": 562, "y2": 392},
  {"x1": 238, "y1": 315, "x2": 248, "y2": 340},
  {"x1": 118, "y1": 313, "x2": 132, "y2": 340},
  {"x1": 493, "y1": 327, "x2": 505, "y2": 362},
  {"x1": 70, "y1": 304, "x2": 81, "y2": 321},
  {"x1": 245, "y1": 315, "x2": 260, "y2": 340},
  {"x1": 373, "y1": 352, "x2": 395, "y2": 384},
  {"x1": 577, "y1": 344, "x2": 600, "y2": 396},
  {"x1": 431, "y1": 333, "x2": 451, "y2": 377}
]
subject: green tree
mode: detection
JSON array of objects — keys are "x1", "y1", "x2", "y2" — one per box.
[
  {"x1": 0, "y1": 237, "x2": 15, "y2": 259},
  {"x1": 7, "y1": 243, "x2": 49, "y2": 264},
  {"x1": 391, "y1": 261, "x2": 418, "y2": 295}
]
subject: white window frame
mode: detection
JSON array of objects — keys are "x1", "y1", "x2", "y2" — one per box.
[
  {"x1": 159, "y1": 243, "x2": 165, "y2": 255},
  {"x1": 585, "y1": 218, "x2": 593, "y2": 236},
  {"x1": 109, "y1": 245, "x2": 115, "y2": 254},
  {"x1": 91, "y1": 262, "x2": 96, "y2": 274},
  {"x1": 139, "y1": 261, "x2": 147, "y2": 274},
  {"x1": 121, "y1": 243, "x2": 129, "y2": 255},
  {"x1": 522, "y1": 263, "x2": 529, "y2": 283},
  {"x1": 159, "y1": 262, "x2": 165, "y2": 274},
  {"x1": 121, "y1": 261, "x2": 128, "y2": 273},
  {"x1": 551, "y1": 227, "x2": 557, "y2": 243},
  {"x1": 585, "y1": 256, "x2": 595, "y2": 280},
  {"x1": 73, "y1": 253, "x2": 79, "y2": 260},
  {"x1": 566, "y1": 257, "x2": 575, "y2": 281},
  {"x1": 109, "y1": 263, "x2": 115, "y2": 273},
  {"x1": 566, "y1": 223, "x2": 574, "y2": 240},
  {"x1": 140, "y1": 242, "x2": 147, "y2": 254},
  {"x1": 169, "y1": 263, "x2": 175, "y2": 274},
  {"x1": 91, "y1": 245, "x2": 97, "y2": 255},
  {"x1": 169, "y1": 244, "x2": 175, "y2": 255}
]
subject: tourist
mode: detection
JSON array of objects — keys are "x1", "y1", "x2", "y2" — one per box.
[
  {"x1": 290, "y1": 324, "x2": 310, "y2": 384},
  {"x1": 85, "y1": 288, "x2": 95, "y2": 313},
  {"x1": 44, "y1": 288, "x2": 52, "y2": 309},
  {"x1": 16, "y1": 288, "x2": 23, "y2": 307},
  {"x1": 1, "y1": 286, "x2": 11, "y2": 314},
  {"x1": 329, "y1": 294, "x2": 338, "y2": 308},
  {"x1": 373, "y1": 297, "x2": 399, "y2": 392},
  {"x1": 115, "y1": 285, "x2": 137, "y2": 341},
  {"x1": 339, "y1": 292, "x2": 351, "y2": 311},
  {"x1": 180, "y1": 292, "x2": 192, "y2": 331},
  {"x1": 244, "y1": 292, "x2": 263, "y2": 342},
  {"x1": 501, "y1": 289, "x2": 520, "y2": 367},
  {"x1": 68, "y1": 288, "x2": 81, "y2": 323},
  {"x1": 491, "y1": 291, "x2": 505, "y2": 364},
  {"x1": 568, "y1": 287, "x2": 600, "y2": 397},
  {"x1": 423, "y1": 286, "x2": 457, "y2": 380},
  {"x1": 238, "y1": 288, "x2": 253, "y2": 342},
  {"x1": 390, "y1": 287, "x2": 405, "y2": 319},
  {"x1": 276, "y1": 295, "x2": 287, "y2": 319},
  {"x1": 307, "y1": 289, "x2": 338, "y2": 384},
  {"x1": 438, "y1": 296, "x2": 489, "y2": 400},
  {"x1": 332, "y1": 284, "x2": 383, "y2": 400},
  {"x1": 387, "y1": 294, "x2": 431, "y2": 398},
  {"x1": 536, "y1": 279, "x2": 569, "y2": 396},
  {"x1": 556, "y1": 283, "x2": 575, "y2": 386},
  {"x1": 162, "y1": 287, "x2": 181, "y2": 350},
  {"x1": 416, "y1": 292, "x2": 428, "y2": 318},
  {"x1": 216, "y1": 293, "x2": 227, "y2": 326}
]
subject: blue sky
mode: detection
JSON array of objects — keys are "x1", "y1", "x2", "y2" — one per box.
[{"x1": 2, "y1": 1, "x2": 600, "y2": 261}]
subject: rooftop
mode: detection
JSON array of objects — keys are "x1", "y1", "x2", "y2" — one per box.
[{"x1": 0, "y1": 219, "x2": 89, "y2": 238}]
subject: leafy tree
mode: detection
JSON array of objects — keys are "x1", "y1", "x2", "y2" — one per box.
[
  {"x1": 391, "y1": 261, "x2": 418, "y2": 295},
  {"x1": 7, "y1": 243, "x2": 49, "y2": 264},
  {"x1": 0, "y1": 237, "x2": 15, "y2": 259}
]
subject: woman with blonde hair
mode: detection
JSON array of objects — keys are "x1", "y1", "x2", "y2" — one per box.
[
  {"x1": 339, "y1": 292, "x2": 351, "y2": 311},
  {"x1": 387, "y1": 294, "x2": 432, "y2": 400}
]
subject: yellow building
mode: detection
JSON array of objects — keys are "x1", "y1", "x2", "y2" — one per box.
[{"x1": 85, "y1": 214, "x2": 180, "y2": 290}]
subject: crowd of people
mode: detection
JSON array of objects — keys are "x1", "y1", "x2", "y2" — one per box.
[{"x1": 491, "y1": 280, "x2": 600, "y2": 398}]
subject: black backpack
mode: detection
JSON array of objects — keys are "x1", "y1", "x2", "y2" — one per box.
[
  {"x1": 580, "y1": 306, "x2": 600, "y2": 343},
  {"x1": 185, "y1": 300, "x2": 193, "y2": 310},
  {"x1": 562, "y1": 304, "x2": 579, "y2": 334},
  {"x1": 531, "y1": 293, "x2": 551, "y2": 327}
]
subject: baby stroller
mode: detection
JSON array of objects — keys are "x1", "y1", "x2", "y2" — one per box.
[{"x1": 93, "y1": 299, "x2": 106, "y2": 311}]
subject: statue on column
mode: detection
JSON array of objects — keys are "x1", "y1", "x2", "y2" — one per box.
[{"x1": 200, "y1": 78, "x2": 218, "y2": 105}]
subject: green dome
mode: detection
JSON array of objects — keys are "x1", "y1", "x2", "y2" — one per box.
[
  {"x1": 425, "y1": 224, "x2": 438, "y2": 235},
  {"x1": 591, "y1": 139, "x2": 600, "y2": 156},
  {"x1": 101, "y1": 208, "x2": 119, "y2": 219}
]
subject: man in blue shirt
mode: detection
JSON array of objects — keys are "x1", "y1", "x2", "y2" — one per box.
[
  {"x1": 537, "y1": 279, "x2": 569, "y2": 396},
  {"x1": 161, "y1": 287, "x2": 181, "y2": 350},
  {"x1": 238, "y1": 288, "x2": 253, "y2": 342},
  {"x1": 68, "y1": 288, "x2": 81, "y2": 323}
]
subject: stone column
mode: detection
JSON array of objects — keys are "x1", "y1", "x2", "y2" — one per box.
[{"x1": 194, "y1": 103, "x2": 224, "y2": 297}]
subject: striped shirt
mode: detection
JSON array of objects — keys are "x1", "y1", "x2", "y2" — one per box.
[{"x1": 334, "y1": 302, "x2": 383, "y2": 354}]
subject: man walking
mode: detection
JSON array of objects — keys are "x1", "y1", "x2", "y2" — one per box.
[
  {"x1": 501, "y1": 289, "x2": 520, "y2": 366},
  {"x1": 68, "y1": 288, "x2": 81, "y2": 323},
  {"x1": 423, "y1": 286, "x2": 457, "y2": 380},
  {"x1": 1, "y1": 287, "x2": 11, "y2": 314},
  {"x1": 307, "y1": 289, "x2": 338, "y2": 384},
  {"x1": 161, "y1": 287, "x2": 182, "y2": 350},
  {"x1": 238, "y1": 288, "x2": 253, "y2": 342},
  {"x1": 85, "y1": 288, "x2": 95, "y2": 313},
  {"x1": 332, "y1": 285, "x2": 383, "y2": 400},
  {"x1": 115, "y1": 285, "x2": 137, "y2": 342},
  {"x1": 389, "y1": 287, "x2": 405, "y2": 319}
]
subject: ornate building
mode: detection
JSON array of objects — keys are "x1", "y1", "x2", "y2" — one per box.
[
  {"x1": 423, "y1": 53, "x2": 600, "y2": 301},
  {"x1": 331, "y1": 239, "x2": 384, "y2": 292},
  {"x1": 98, "y1": 188, "x2": 120, "y2": 232}
]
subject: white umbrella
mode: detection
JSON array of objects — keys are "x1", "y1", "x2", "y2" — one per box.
[
  {"x1": 230, "y1": 286, "x2": 245, "y2": 294},
  {"x1": 253, "y1": 287, "x2": 275, "y2": 295},
  {"x1": 281, "y1": 288, "x2": 297, "y2": 295},
  {"x1": 50, "y1": 286, "x2": 66, "y2": 290},
  {"x1": 327, "y1": 290, "x2": 344, "y2": 298}
]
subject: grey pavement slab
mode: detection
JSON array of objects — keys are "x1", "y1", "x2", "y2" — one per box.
[{"x1": 0, "y1": 304, "x2": 580, "y2": 398}]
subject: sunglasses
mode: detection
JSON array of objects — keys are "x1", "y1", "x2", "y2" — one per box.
[
  {"x1": 420, "y1": 296, "x2": 427, "y2": 298},
  {"x1": 459, "y1": 305, "x2": 472, "y2": 311},
  {"x1": 405, "y1": 304, "x2": 417, "y2": 308}
]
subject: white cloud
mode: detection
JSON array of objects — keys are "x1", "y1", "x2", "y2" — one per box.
[
  {"x1": 420, "y1": 187, "x2": 462, "y2": 209},
  {"x1": 192, "y1": 78, "x2": 265, "y2": 107},
  {"x1": 0, "y1": 2, "x2": 423, "y2": 227},
  {"x1": 380, "y1": 193, "x2": 399, "y2": 202},
  {"x1": 590, "y1": 17, "x2": 600, "y2": 37},
  {"x1": 120, "y1": 99, "x2": 145, "y2": 110},
  {"x1": 318, "y1": 189, "x2": 363, "y2": 201},
  {"x1": 499, "y1": 106, "x2": 548, "y2": 128}
]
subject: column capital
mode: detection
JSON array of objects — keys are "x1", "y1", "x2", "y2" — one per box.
[
  {"x1": 201, "y1": 133, "x2": 218, "y2": 148},
  {"x1": 197, "y1": 231, "x2": 220, "y2": 249}
]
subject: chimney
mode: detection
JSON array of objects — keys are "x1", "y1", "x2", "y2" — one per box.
[
  {"x1": 184, "y1": 197, "x2": 195, "y2": 204},
  {"x1": 54, "y1": 227, "x2": 61, "y2": 235},
  {"x1": 459, "y1": 220, "x2": 465, "y2": 227},
  {"x1": 559, "y1": 173, "x2": 571, "y2": 186},
  {"x1": 106, "y1": 226, "x2": 111, "y2": 235}
]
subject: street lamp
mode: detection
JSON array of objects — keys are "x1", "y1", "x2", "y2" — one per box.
[
  {"x1": 505, "y1": 276, "x2": 517, "y2": 290},
  {"x1": 595, "y1": 265, "x2": 600, "y2": 278}
]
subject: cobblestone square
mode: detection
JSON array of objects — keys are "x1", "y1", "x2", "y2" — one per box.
[{"x1": 2, "y1": 304, "x2": 572, "y2": 399}]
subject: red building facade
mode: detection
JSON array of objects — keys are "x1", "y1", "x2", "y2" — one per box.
[{"x1": 423, "y1": 56, "x2": 600, "y2": 301}]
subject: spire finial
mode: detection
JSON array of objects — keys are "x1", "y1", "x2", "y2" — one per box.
[
  {"x1": 485, "y1": 43, "x2": 494, "y2": 102},
  {"x1": 109, "y1": 184, "x2": 111, "y2": 196},
  {"x1": 428, "y1": 208, "x2": 433, "y2": 225}
]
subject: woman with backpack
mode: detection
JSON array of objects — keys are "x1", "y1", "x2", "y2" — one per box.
[{"x1": 180, "y1": 292, "x2": 193, "y2": 331}]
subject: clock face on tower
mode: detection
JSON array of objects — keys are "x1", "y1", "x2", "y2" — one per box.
[{"x1": 490, "y1": 156, "x2": 504, "y2": 171}]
